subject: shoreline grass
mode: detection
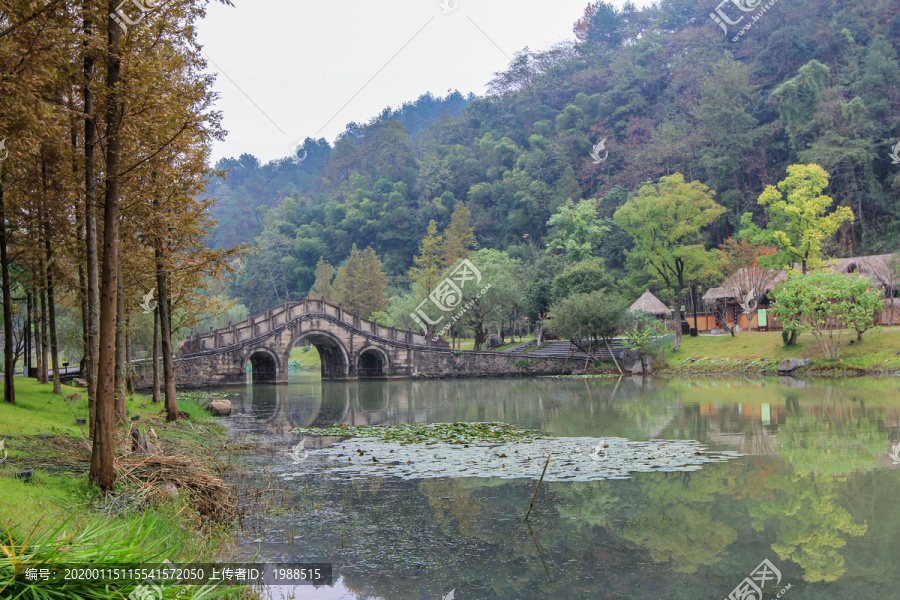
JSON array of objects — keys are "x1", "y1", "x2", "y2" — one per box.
[
  {"x1": 665, "y1": 327, "x2": 900, "y2": 375},
  {"x1": 0, "y1": 378, "x2": 254, "y2": 599}
]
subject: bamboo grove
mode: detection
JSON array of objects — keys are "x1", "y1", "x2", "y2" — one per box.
[{"x1": 0, "y1": 0, "x2": 243, "y2": 492}]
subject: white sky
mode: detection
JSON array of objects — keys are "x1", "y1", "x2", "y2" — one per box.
[{"x1": 197, "y1": 0, "x2": 656, "y2": 165}]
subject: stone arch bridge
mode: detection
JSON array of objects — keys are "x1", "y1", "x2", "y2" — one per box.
[{"x1": 132, "y1": 299, "x2": 575, "y2": 388}]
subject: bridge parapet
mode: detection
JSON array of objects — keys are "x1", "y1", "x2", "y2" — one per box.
[
  {"x1": 181, "y1": 298, "x2": 434, "y2": 354},
  {"x1": 133, "y1": 300, "x2": 577, "y2": 389}
]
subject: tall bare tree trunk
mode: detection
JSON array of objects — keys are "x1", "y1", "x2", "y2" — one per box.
[
  {"x1": 25, "y1": 292, "x2": 32, "y2": 377},
  {"x1": 156, "y1": 247, "x2": 177, "y2": 421},
  {"x1": 34, "y1": 284, "x2": 43, "y2": 380},
  {"x1": 45, "y1": 230, "x2": 61, "y2": 394},
  {"x1": 83, "y1": 0, "x2": 100, "y2": 437},
  {"x1": 73, "y1": 111, "x2": 89, "y2": 392},
  {"x1": 125, "y1": 316, "x2": 133, "y2": 394},
  {"x1": 152, "y1": 305, "x2": 160, "y2": 403},
  {"x1": 115, "y1": 254, "x2": 125, "y2": 422},
  {"x1": 38, "y1": 263, "x2": 48, "y2": 384},
  {"x1": 0, "y1": 170, "x2": 15, "y2": 403},
  {"x1": 90, "y1": 6, "x2": 122, "y2": 493},
  {"x1": 672, "y1": 289, "x2": 684, "y2": 352}
]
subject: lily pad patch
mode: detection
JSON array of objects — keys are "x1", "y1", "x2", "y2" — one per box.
[
  {"x1": 280, "y1": 436, "x2": 742, "y2": 482},
  {"x1": 292, "y1": 422, "x2": 543, "y2": 445}
]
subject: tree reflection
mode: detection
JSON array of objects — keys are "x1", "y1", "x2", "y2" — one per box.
[
  {"x1": 622, "y1": 466, "x2": 737, "y2": 573},
  {"x1": 749, "y1": 470, "x2": 866, "y2": 582}
]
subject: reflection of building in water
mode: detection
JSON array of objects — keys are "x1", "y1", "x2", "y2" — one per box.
[{"x1": 692, "y1": 386, "x2": 894, "y2": 460}]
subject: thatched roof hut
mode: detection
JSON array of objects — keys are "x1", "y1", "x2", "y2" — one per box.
[
  {"x1": 629, "y1": 290, "x2": 672, "y2": 317},
  {"x1": 828, "y1": 253, "x2": 896, "y2": 288},
  {"x1": 701, "y1": 286, "x2": 730, "y2": 303},
  {"x1": 702, "y1": 268, "x2": 788, "y2": 304}
]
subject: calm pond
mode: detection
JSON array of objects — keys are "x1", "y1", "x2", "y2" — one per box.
[{"x1": 218, "y1": 374, "x2": 900, "y2": 600}]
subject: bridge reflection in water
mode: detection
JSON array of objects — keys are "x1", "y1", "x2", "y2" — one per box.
[
  {"x1": 222, "y1": 374, "x2": 900, "y2": 466},
  {"x1": 227, "y1": 375, "x2": 900, "y2": 600}
]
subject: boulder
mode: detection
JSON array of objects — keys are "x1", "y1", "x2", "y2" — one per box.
[
  {"x1": 777, "y1": 358, "x2": 811, "y2": 373},
  {"x1": 486, "y1": 334, "x2": 503, "y2": 349},
  {"x1": 71, "y1": 378, "x2": 88, "y2": 388},
  {"x1": 631, "y1": 361, "x2": 644, "y2": 375},
  {"x1": 620, "y1": 349, "x2": 641, "y2": 371},
  {"x1": 641, "y1": 356, "x2": 653, "y2": 375},
  {"x1": 206, "y1": 399, "x2": 232, "y2": 416}
]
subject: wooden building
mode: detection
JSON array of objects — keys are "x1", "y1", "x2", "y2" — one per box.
[{"x1": 703, "y1": 253, "x2": 898, "y2": 332}]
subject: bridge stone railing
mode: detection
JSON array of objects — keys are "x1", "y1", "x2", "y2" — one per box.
[
  {"x1": 130, "y1": 298, "x2": 583, "y2": 388},
  {"x1": 179, "y1": 298, "x2": 435, "y2": 356}
]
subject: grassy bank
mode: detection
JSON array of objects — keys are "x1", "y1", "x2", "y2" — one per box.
[
  {"x1": 290, "y1": 327, "x2": 900, "y2": 377},
  {"x1": 0, "y1": 378, "x2": 252, "y2": 599},
  {"x1": 664, "y1": 327, "x2": 900, "y2": 375}
]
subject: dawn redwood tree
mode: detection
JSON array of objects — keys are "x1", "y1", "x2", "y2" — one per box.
[
  {"x1": 440, "y1": 201, "x2": 475, "y2": 267},
  {"x1": 0, "y1": 168, "x2": 13, "y2": 403},
  {"x1": 332, "y1": 245, "x2": 389, "y2": 318},
  {"x1": 308, "y1": 257, "x2": 335, "y2": 302},
  {"x1": 90, "y1": 0, "x2": 123, "y2": 493},
  {"x1": 409, "y1": 220, "x2": 443, "y2": 295}
]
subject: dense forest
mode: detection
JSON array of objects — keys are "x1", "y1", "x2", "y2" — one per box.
[{"x1": 208, "y1": 0, "x2": 900, "y2": 317}]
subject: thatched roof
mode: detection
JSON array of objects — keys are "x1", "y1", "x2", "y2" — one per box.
[
  {"x1": 707, "y1": 253, "x2": 898, "y2": 305},
  {"x1": 629, "y1": 290, "x2": 672, "y2": 316},
  {"x1": 827, "y1": 253, "x2": 896, "y2": 284},
  {"x1": 703, "y1": 268, "x2": 788, "y2": 304},
  {"x1": 702, "y1": 286, "x2": 730, "y2": 302}
]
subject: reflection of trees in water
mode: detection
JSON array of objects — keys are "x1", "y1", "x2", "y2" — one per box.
[
  {"x1": 622, "y1": 466, "x2": 737, "y2": 574},
  {"x1": 774, "y1": 384, "x2": 888, "y2": 477},
  {"x1": 555, "y1": 480, "x2": 618, "y2": 529},
  {"x1": 235, "y1": 447, "x2": 900, "y2": 599},
  {"x1": 225, "y1": 376, "x2": 900, "y2": 598},
  {"x1": 742, "y1": 418, "x2": 775, "y2": 455},
  {"x1": 421, "y1": 479, "x2": 490, "y2": 540},
  {"x1": 268, "y1": 471, "x2": 735, "y2": 600},
  {"x1": 748, "y1": 470, "x2": 867, "y2": 583}
]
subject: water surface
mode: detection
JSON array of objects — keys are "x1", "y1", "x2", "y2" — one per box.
[{"x1": 221, "y1": 374, "x2": 900, "y2": 600}]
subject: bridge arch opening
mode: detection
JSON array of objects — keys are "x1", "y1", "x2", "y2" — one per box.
[
  {"x1": 247, "y1": 349, "x2": 278, "y2": 384},
  {"x1": 357, "y1": 347, "x2": 388, "y2": 379},
  {"x1": 290, "y1": 332, "x2": 350, "y2": 380}
]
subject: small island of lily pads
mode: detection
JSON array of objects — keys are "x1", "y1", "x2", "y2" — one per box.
[{"x1": 285, "y1": 423, "x2": 743, "y2": 482}]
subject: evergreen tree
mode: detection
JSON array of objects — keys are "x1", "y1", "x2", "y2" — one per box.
[
  {"x1": 441, "y1": 202, "x2": 475, "y2": 267},
  {"x1": 333, "y1": 245, "x2": 389, "y2": 317},
  {"x1": 409, "y1": 220, "x2": 443, "y2": 293},
  {"x1": 614, "y1": 174, "x2": 725, "y2": 352},
  {"x1": 309, "y1": 257, "x2": 335, "y2": 302}
]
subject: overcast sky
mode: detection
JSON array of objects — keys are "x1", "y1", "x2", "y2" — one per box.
[{"x1": 196, "y1": 0, "x2": 655, "y2": 165}]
